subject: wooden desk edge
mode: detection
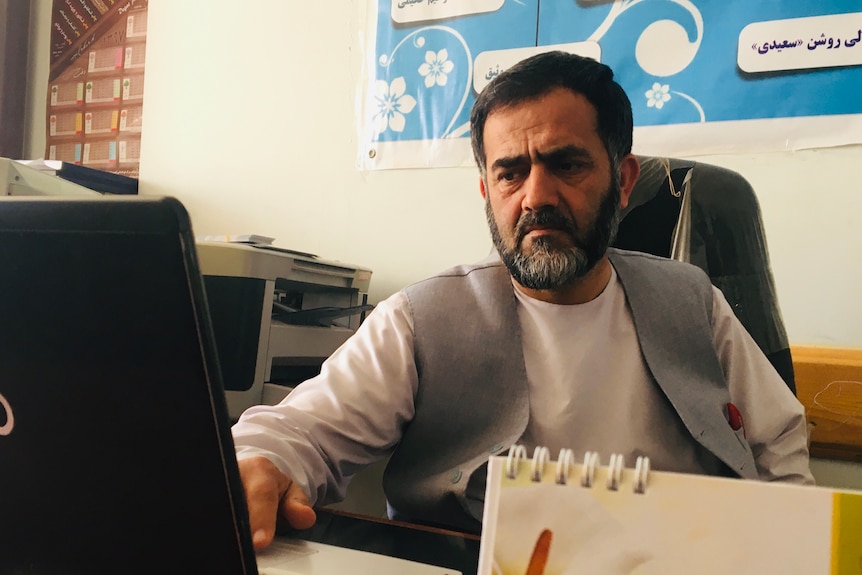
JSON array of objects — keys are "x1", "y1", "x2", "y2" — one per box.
[
  {"x1": 792, "y1": 345, "x2": 862, "y2": 366},
  {"x1": 791, "y1": 345, "x2": 862, "y2": 462}
]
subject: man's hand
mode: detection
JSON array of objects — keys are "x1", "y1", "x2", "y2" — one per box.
[{"x1": 238, "y1": 456, "x2": 317, "y2": 550}]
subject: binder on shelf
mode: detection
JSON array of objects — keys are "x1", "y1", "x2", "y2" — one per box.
[{"x1": 479, "y1": 445, "x2": 862, "y2": 575}]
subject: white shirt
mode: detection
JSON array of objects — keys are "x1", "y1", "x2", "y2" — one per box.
[{"x1": 232, "y1": 270, "x2": 813, "y2": 505}]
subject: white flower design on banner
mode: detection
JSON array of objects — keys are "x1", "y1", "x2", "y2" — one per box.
[
  {"x1": 376, "y1": 26, "x2": 473, "y2": 139},
  {"x1": 373, "y1": 77, "x2": 417, "y2": 133},
  {"x1": 645, "y1": 83, "x2": 672, "y2": 109},
  {"x1": 418, "y1": 49, "x2": 455, "y2": 88}
]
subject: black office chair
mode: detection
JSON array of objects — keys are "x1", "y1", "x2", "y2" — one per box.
[{"x1": 613, "y1": 156, "x2": 796, "y2": 394}]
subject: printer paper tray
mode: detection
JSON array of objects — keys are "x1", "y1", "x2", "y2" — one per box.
[{"x1": 267, "y1": 323, "x2": 354, "y2": 361}]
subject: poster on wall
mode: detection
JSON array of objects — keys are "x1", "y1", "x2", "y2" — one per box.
[
  {"x1": 360, "y1": 0, "x2": 862, "y2": 170},
  {"x1": 46, "y1": 0, "x2": 148, "y2": 178}
]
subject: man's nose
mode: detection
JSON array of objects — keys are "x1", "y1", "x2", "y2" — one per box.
[{"x1": 521, "y1": 166, "x2": 559, "y2": 211}]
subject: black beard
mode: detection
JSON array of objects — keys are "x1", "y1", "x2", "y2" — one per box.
[{"x1": 486, "y1": 182, "x2": 621, "y2": 290}]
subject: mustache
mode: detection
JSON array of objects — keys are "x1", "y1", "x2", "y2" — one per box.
[{"x1": 515, "y1": 208, "x2": 578, "y2": 245}]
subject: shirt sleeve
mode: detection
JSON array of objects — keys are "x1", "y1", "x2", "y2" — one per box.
[
  {"x1": 710, "y1": 286, "x2": 815, "y2": 485},
  {"x1": 231, "y1": 291, "x2": 418, "y2": 505}
]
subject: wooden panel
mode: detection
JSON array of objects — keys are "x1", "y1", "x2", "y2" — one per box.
[{"x1": 792, "y1": 346, "x2": 862, "y2": 462}]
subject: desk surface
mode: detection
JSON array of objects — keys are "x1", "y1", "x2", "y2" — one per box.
[{"x1": 286, "y1": 509, "x2": 481, "y2": 575}]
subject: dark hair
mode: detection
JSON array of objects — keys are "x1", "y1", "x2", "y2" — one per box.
[{"x1": 470, "y1": 51, "x2": 633, "y2": 178}]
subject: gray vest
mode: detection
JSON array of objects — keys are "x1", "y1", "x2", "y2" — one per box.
[{"x1": 383, "y1": 248, "x2": 756, "y2": 533}]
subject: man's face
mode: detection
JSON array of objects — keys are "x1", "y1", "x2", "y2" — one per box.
[{"x1": 479, "y1": 88, "x2": 631, "y2": 291}]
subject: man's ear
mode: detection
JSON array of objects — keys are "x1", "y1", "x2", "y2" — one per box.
[
  {"x1": 618, "y1": 154, "x2": 640, "y2": 210},
  {"x1": 479, "y1": 176, "x2": 488, "y2": 200}
]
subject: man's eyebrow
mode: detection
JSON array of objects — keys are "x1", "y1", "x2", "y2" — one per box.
[
  {"x1": 536, "y1": 145, "x2": 594, "y2": 165},
  {"x1": 489, "y1": 146, "x2": 595, "y2": 172},
  {"x1": 490, "y1": 155, "x2": 529, "y2": 171}
]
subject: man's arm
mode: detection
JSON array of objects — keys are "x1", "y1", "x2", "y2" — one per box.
[
  {"x1": 710, "y1": 287, "x2": 815, "y2": 484},
  {"x1": 231, "y1": 291, "x2": 419, "y2": 539}
]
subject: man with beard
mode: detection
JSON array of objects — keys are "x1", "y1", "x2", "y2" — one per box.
[{"x1": 232, "y1": 51, "x2": 813, "y2": 549}]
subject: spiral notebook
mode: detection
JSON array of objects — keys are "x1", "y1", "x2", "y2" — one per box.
[{"x1": 479, "y1": 446, "x2": 862, "y2": 575}]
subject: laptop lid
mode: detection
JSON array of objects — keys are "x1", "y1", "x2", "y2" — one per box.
[{"x1": 0, "y1": 196, "x2": 257, "y2": 574}]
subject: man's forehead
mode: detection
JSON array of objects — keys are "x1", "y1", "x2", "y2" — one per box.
[{"x1": 482, "y1": 90, "x2": 602, "y2": 161}]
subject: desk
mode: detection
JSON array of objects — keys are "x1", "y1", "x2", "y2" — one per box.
[
  {"x1": 793, "y1": 345, "x2": 862, "y2": 462},
  {"x1": 285, "y1": 509, "x2": 481, "y2": 575}
]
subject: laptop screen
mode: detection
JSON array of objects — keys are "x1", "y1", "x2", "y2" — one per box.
[{"x1": 0, "y1": 197, "x2": 256, "y2": 574}]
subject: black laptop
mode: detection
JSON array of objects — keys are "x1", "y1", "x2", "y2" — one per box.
[{"x1": 0, "y1": 196, "x2": 257, "y2": 574}]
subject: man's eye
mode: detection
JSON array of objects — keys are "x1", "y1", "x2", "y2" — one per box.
[{"x1": 498, "y1": 171, "x2": 516, "y2": 182}]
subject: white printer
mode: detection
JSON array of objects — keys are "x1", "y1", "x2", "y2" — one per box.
[{"x1": 195, "y1": 240, "x2": 373, "y2": 420}]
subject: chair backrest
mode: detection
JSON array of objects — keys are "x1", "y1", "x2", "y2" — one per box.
[{"x1": 613, "y1": 156, "x2": 796, "y2": 394}]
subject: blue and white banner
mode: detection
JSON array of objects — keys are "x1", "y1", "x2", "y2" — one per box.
[{"x1": 359, "y1": 0, "x2": 862, "y2": 170}]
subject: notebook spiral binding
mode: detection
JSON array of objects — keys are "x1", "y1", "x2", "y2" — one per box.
[{"x1": 505, "y1": 445, "x2": 651, "y2": 495}]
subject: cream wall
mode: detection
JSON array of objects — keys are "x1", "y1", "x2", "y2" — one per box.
[{"x1": 23, "y1": 1, "x2": 862, "y2": 486}]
